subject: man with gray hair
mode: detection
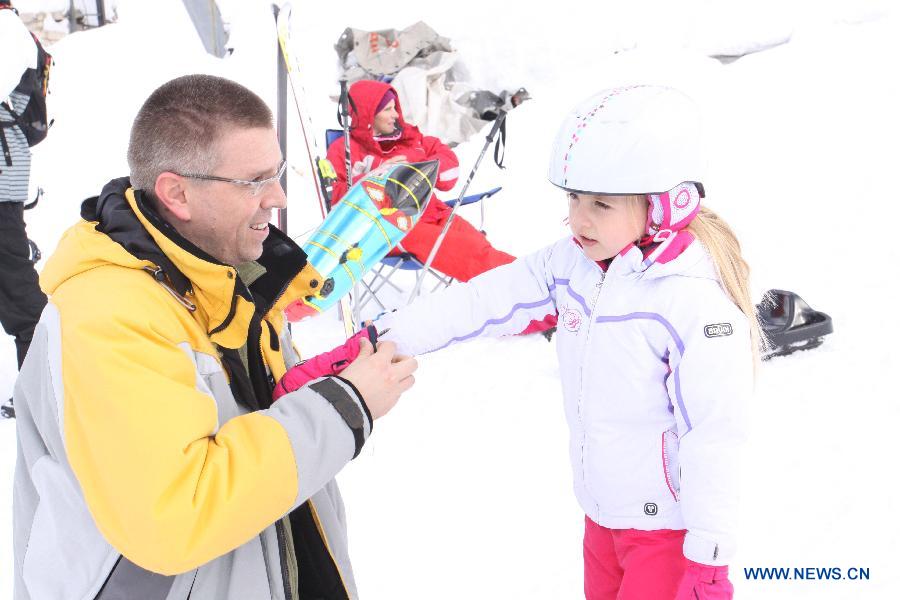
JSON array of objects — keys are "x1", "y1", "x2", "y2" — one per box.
[{"x1": 12, "y1": 74, "x2": 416, "y2": 599}]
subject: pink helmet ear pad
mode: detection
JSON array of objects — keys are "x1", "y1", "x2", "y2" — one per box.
[{"x1": 645, "y1": 182, "x2": 703, "y2": 239}]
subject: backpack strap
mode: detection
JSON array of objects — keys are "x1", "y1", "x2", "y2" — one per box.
[
  {"x1": 0, "y1": 127, "x2": 12, "y2": 167},
  {"x1": 1, "y1": 100, "x2": 22, "y2": 123},
  {"x1": 1, "y1": 101, "x2": 28, "y2": 144},
  {"x1": 0, "y1": 92, "x2": 18, "y2": 166}
]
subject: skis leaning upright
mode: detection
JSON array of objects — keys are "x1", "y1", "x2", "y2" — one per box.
[{"x1": 274, "y1": 2, "x2": 356, "y2": 338}]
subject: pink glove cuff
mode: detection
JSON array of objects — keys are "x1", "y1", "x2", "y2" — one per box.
[{"x1": 273, "y1": 326, "x2": 377, "y2": 401}]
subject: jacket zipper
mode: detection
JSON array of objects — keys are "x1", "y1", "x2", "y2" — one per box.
[
  {"x1": 275, "y1": 518, "x2": 295, "y2": 600},
  {"x1": 578, "y1": 271, "x2": 606, "y2": 502},
  {"x1": 260, "y1": 324, "x2": 276, "y2": 391},
  {"x1": 185, "y1": 569, "x2": 198, "y2": 599},
  {"x1": 92, "y1": 555, "x2": 123, "y2": 599}
]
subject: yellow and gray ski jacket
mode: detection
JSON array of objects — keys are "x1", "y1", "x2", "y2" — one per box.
[{"x1": 12, "y1": 178, "x2": 371, "y2": 599}]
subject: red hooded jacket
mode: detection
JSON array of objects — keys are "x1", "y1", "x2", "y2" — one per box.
[
  {"x1": 326, "y1": 80, "x2": 460, "y2": 205},
  {"x1": 323, "y1": 80, "x2": 530, "y2": 289}
]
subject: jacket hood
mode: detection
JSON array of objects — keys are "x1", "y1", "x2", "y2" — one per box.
[
  {"x1": 348, "y1": 79, "x2": 419, "y2": 153},
  {"x1": 41, "y1": 178, "x2": 156, "y2": 297},
  {"x1": 42, "y1": 178, "x2": 320, "y2": 349}
]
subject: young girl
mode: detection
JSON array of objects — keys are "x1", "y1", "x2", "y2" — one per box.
[{"x1": 374, "y1": 85, "x2": 759, "y2": 599}]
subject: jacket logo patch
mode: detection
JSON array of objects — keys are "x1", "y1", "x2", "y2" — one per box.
[
  {"x1": 644, "y1": 502, "x2": 658, "y2": 516},
  {"x1": 562, "y1": 307, "x2": 583, "y2": 333},
  {"x1": 704, "y1": 323, "x2": 733, "y2": 338}
]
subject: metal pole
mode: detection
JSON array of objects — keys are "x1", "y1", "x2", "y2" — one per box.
[
  {"x1": 338, "y1": 80, "x2": 360, "y2": 327},
  {"x1": 96, "y1": 0, "x2": 106, "y2": 26},
  {"x1": 68, "y1": 0, "x2": 77, "y2": 31},
  {"x1": 408, "y1": 111, "x2": 507, "y2": 303},
  {"x1": 339, "y1": 80, "x2": 352, "y2": 194},
  {"x1": 274, "y1": 4, "x2": 288, "y2": 232}
]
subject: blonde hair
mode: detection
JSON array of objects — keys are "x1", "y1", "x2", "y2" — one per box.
[
  {"x1": 686, "y1": 206, "x2": 764, "y2": 365},
  {"x1": 621, "y1": 194, "x2": 650, "y2": 235}
]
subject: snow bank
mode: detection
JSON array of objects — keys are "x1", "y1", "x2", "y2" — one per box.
[{"x1": 2, "y1": 1, "x2": 898, "y2": 598}]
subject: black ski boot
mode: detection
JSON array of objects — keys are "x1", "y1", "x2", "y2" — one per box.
[
  {"x1": 1, "y1": 398, "x2": 14, "y2": 419},
  {"x1": 757, "y1": 289, "x2": 833, "y2": 359}
]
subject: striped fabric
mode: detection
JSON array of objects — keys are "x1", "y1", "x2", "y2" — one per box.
[{"x1": 1, "y1": 91, "x2": 32, "y2": 203}]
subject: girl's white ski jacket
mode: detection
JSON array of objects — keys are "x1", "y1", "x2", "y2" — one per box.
[{"x1": 378, "y1": 235, "x2": 753, "y2": 566}]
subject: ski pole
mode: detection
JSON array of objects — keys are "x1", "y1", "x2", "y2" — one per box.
[
  {"x1": 275, "y1": 4, "x2": 354, "y2": 337},
  {"x1": 408, "y1": 111, "x2": 508, "y2": 303},
  {"x1": 339, "y1": 79, "x2": 353, "y2": 198},
  {"x1": 274, "y1": 3, "x2": 328, "y2": 220},
  {"x1": 274, "y1": 6, "x2": 289, "y2": 232},
  {"x1": 339, "y1": 79, "x2": 361, "y2": 333}
]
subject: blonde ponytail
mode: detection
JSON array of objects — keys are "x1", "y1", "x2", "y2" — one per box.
[{"x1": 687, "y1": 207, "x2": 764, "y2": 365}]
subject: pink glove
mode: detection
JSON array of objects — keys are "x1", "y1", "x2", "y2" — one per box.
[
  {"x1": 273, "y1": 325, "x2": 378, "y2": 401},
  {"x1": 674, "y1": 560, "x2": 733, "y2": 600}
]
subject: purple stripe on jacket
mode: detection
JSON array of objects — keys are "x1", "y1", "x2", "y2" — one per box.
[
  {"x1": 432, "y1": 278, "x2": 588, "y2": 352},
  {"x1": 433, "y1": 296, "x2": 555, "y2": 351},
  {"x1": 550, "y1": 278, "x2": 590, "y2": 315},
  {"x1": 594, "y1": 312, "x2": 693, "y2": 431}
]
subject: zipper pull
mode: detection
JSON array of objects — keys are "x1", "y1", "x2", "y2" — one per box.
[{"x1": 591, "y1": 277, "x2": 604, "y2": 307}]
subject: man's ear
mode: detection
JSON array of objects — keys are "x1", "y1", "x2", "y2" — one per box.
[{"x1": 154, "y1": 172, "x2": 192, "y2": 222}]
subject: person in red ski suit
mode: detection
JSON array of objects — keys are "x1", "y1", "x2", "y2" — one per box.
[{"x1": 326, "y1": 79, "x2": 515, "y2": 283}]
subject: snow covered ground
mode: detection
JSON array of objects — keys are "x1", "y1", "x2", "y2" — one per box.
[{"x1": 2, "y1": 0, "x2": 899, "y2": 598}]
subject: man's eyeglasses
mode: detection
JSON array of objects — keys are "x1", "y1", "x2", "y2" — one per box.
[{"x1": 176, "y1": 160, "x2": 287, "y2": 197}]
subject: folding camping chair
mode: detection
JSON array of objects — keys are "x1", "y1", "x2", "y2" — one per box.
[
  {"x1": 353, "y1": 186, "x2": 502, "y2": 312},
  {"x1": 322, "y1": 129, "x2": 502, "y2": 315}
]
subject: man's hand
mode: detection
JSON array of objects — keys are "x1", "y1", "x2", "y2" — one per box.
[{"x1": 339, "y1": 338, "x2": 417, "y2": 419}]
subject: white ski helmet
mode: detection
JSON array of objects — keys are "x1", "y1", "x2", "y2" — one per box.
[{"x1": 548, "y1": 85, "x2": 705, "y2": 197}]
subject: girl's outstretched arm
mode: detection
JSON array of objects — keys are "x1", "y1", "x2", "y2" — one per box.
[{"x1": 377, "y1": 242, "x2": 563, "y2": 356}]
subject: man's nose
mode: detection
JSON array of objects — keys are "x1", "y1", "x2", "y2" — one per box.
[{"x1": 262, "y1": 180, "x2": 287, "y2": 210}]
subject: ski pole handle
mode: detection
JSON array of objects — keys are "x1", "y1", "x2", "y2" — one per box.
[{"x1": 485, "y1": 109, "x2": 507, "y2": 142}]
